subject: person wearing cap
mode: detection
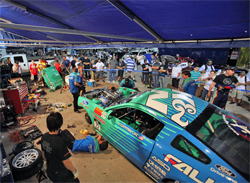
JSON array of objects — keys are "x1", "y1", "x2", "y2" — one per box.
[
  {"x1": 208, "y1": 66, "x2": 238, "y2": 109},
  {"x1": 230, "y1": 70, "x2": 249, "y2": 106},
  {"x1": 190, "y1": 64, "x2": 201, "y2": 96},
  {"x1": 199, "y1": 59, "x2": 215, "y2": 78},
  {"x1": 151, "y1": 58, "x2": 161, "y2": 88}
]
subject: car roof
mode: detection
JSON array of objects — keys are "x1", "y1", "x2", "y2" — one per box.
[{"x1": 130, "y1": 88, "x2": 208, "y2": 128}]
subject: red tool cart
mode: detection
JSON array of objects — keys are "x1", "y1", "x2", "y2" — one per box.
[{"x1": 2, "y1": 83, "x2": 29, "y2": 114}]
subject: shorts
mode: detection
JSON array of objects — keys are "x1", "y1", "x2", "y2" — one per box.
[
  {"x1": 211, "y1": 89, "x2": 229, "y2": 109},
  {"x1": 172, "y1": 78, "x2": 180, "y2": 88},
  {"x1": 231, "y1": 89, "x2": 244, "y2": 99}
]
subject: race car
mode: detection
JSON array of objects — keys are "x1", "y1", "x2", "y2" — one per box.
[{"x1": 78, "y1": 87, "x2": 249, "y2": 183}]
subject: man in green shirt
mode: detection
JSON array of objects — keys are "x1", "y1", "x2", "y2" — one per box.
[{"x1": 179, "y1": 71, "x2": 196, "y2": 96}]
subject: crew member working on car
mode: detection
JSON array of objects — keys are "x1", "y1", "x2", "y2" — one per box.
[
  {"x1": 69, "y1": 68, "x2": 82, "y2": 113},
  {"x1": 72, "y1": 130, "x2": 108, "y2": 153},
  {"x1": 208, "y1": 66, "x2": 238, "y2": 109},
  {"x1": 120, "y1": 76, "x2": 135, "y2": 88},
  {"x1": 41, "y1": 112, "x2": 79, "y2": 182}
]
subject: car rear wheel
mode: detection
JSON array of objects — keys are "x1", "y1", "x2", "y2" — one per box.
[
  {"x1": 85, "y1": 113, "x2": 92, "y2": 124},
  {"x1": 11, "y1": 148, "x2": 43, "y2": 180}
]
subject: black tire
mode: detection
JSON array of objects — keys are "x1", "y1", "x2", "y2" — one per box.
[
  {"x1": 11, "y1": 148, "x2": 43, "y2": 180},
  {"x1": 85, "y1": 113, "x2": 92, "y2": 124}
]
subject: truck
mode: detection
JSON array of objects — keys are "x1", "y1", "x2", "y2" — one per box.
[{"x1": 0, "y1": 54, "x2": 55, "y2": 75}]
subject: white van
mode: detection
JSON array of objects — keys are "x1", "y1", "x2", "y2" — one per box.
[{"x1": 0, "y1": 54, "x2": 55, "y2": 74}]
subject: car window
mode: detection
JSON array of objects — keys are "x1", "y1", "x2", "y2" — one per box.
[
  {"x1": 171, "y1": 135, "x2": 211, "y2": 164},
  {"x1": 13, "y1": 56, "x2": 24, "y2": 63},
  {"x1": 111, "y1": 107, "x2": 164, "y2": 140},
  {"x1": 186, "y1": 104, "x2": 250, "y2": 179}
]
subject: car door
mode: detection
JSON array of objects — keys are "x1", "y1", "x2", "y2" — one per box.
[{"x1": 102, "y1": 104, "x2": 157, "y2": 169}]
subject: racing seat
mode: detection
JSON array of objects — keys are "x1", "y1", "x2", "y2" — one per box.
[{"x1": 142, "y1": 122, "x2": 164, "y2": 140}]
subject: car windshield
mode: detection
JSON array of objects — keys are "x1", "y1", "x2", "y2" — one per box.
[{"x1": 186, "y1": 105, "x2": 249, "y2": 179}]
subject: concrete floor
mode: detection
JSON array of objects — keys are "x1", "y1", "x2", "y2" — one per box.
[{"x1": 1, "y1": 70, "x2": 249, "y2": 183}]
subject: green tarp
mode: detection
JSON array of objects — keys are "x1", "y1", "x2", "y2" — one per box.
[{"x1": 42, "y1": 66, "x2": 63, "y2": 91}]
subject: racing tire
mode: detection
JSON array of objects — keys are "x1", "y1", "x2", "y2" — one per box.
[
  {"x1": 85, "y1": 113, "x2": 92, "y2": 124},
  {"x1": 11, "y1": 148, "x2": 43, "y2": 180}
]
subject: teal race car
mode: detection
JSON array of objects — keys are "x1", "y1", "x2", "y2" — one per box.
[{"x1": 78, "y1": 87, "x2": 249, "y2": 183}]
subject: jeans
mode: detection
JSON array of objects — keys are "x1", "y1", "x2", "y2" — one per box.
[
  {"x1": 72, "y1": 92, "x2": 79, "y2": 112},
  {"x1": 84, "y1": 69, "x2": 90, "y2": 79},
  {"x1": 159, "y1": 75, "x2": 166, "y2": 88},
  {"x1": 118, "y1": 70, "x2": 124, "y2": 80},
  {"x1": 96, "y1": 71, "x2": 103, "y2": 80},
  {"x1": 202, "y1": 88, "x2": 213, "y2": 102},
  {"x1": 109, "y1": 69, "x2": 116, "y2": 82},
  {"x1": 144, "y1": 73, "x2": 149, "y2": 85},
  {"x1": 153, "y1": 74, "x2": 159, "y2": 88}
]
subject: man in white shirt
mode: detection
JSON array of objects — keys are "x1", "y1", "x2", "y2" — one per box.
[
  {"x1": 95, "y1": 59, "x2": 105, "y2": 82},
  {"x1": 230, "y1": 70, "x2": 249, "y2": 106},
  {"x1": 201, "y1": 71, "x2": 216, "y2": 101},
  {"x1": 199, "y1": 59, "x2": 215, "y2": 78},
  {"x1": 171, "y1": 62, "x2": 182, "y2": 90}
]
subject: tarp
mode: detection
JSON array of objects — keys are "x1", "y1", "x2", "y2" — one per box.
[
  {"x1": 0, "y1": 0, "x2": 249, "y2": 48},
  {"x1": 42, "y1": 66, "x2": 63, "y2": 91}
]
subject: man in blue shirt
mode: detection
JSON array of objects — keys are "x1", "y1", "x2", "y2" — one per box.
[
  {"x1": 69, "y1": 68, "x2": 82, "y2": 113},
  {"x1": 62, "y1": 56, "x2": 71, "y2": 75},
  {"x1": 77, "y1": 64, "x2": 86, "y2": 96}
]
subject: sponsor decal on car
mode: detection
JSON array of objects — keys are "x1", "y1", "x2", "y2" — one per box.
[
  {"x1": 210, "y1": 167, "x2": 237, "y2": 183},
  {"x1": 163, "y1": 154, "x2": 215, "y2": 183},
  {"x1": 82, "y1": 100, "x2": 88, "y2": 105},
  {"x1": 94, "y1": 107, "x2": 103, "y2": 116},
  {"x1": 215, "y1": 164, "x2": 236, "y2": 178},
  {"x1": 92, "y1": 113, "x2": 105, "y2": 124},
  {"x1": 118, "y1": 122, "x2": 144, "y2": 141}
]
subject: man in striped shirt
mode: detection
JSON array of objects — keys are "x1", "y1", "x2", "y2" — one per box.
[{"x1": 125, "y1": 55, "x2": 136, "y2": 81}]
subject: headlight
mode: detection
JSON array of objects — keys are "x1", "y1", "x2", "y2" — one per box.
[{"x1": 1, "y1": 158, "x2": 11, "y2": 177}]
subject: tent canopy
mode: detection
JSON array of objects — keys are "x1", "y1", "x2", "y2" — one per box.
[{"x1": 0, "y1": 0, "x2": 249, "y2": 48}]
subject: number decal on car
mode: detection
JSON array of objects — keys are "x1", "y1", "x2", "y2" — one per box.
[{"x1": 146, "y1": 90, "x2": 196, "y2": 127}]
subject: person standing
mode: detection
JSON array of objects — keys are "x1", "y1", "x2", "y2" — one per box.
[
  {"x1": 208, "y1": 67, "x2": 238, "y2": 109},
  {"x1": 12, "y1": 61, "x2": 22, "y2": 78},
  {"x1": 77, "y1": 64, "x2": 86, "y2": 96},
  {"x1": 62, "y1": 56, "x2": 71, "y2": 75},
  {"x1": 54, "y1": 58, "x2": 62, "y2": 75},
  {"x1": 90, "y1": 59, "x2": 96, "y2": 80},
  {"x1": 117, "y1": 58, "x2": 126, "y2": 83},
  {"x1": 151, "y1": 59, "x2": 161, "y2": 88},
  {"x1": 201, "y1": 71, "x2": 216, "y2": 101},
  {"x1": 29, "y1": 60, "x2": 38, "y2": 85},
  {"x1": 95, "y1": 59, "x2": 105, "y2": 82},
  {"x1": 190, "y1": 64, "x2": 201, "y2": 96},
  {"x1": 82, "y1": 56, "x2": 91, "y2": 79},
  {"x1": 41, "y1": 112, "x2": 79, "y2": 182},
  {"x1": 71, "y1": 56, "x2": 77, "y2": 69},
  {"x1": 199, "y1": 59, "x2": 215, "y2": 78},
  {"x1": 230, "y1": 70, "x2": 249, "y2": 106},
  {"x1": 6, "y1": 58, "x2": 13, "y2": 76},
  {"x1": 125, "y1": 55, "x2": 136, "y2": 81},
  {"x1": 179, "y1": 71, "x2": 196, "y2": 95},
  {"x1": 171, "y1": 62, "x2": 182, "y2": 90},
  {"x1": 158, "y1": 60, "x2": 168, "y2": 88},
  {"x1": 142, "y1": 60, "x2": 151, "y2": 87},
  {"x1": 37, "y1": 59, "x2": 46, "y2": 86},
  {"x1": 108, "y1": 56, "x2": 118, "y2": 83},
  {"x1": 182, "y1": 61, "x2": 193, "y2": 72},
  {"x1": 69, "y1": 68, "x2": 82, "y2": 113}
]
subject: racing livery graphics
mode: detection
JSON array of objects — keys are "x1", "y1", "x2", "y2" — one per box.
[{"x1": 78, "y1": 87, "x2": 249, "y2": 183}]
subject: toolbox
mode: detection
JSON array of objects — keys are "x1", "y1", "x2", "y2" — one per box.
[{"x1": 20, "y1": 125, "x2": 43, "y2": 141}]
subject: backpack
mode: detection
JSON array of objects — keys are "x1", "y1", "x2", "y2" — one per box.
[{"x1": 205, "y1": 64, "x2": 214, "y2": 72}]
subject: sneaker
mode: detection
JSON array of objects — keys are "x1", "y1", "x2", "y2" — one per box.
[
  {"x1": 236, "y1": 103, "x2": 241, "y2": 106},
  {"x1": 113, "y1": 81, "x2": 115, "y2": 83},
  {"x1": 229, "y1": 102, "x2": 235, "y2": 104},
  {"x1": 34, "y1": 83, "x2": 37, "y2": 86},
  {"x1": 74, "y1": 110, "x2": 81, "y2": 113},
  {"x1": 108, "y1": 81, "x2": 110, "y2": 83},
  {"x1": 102, "y1": 80, "x2": 105, "y2": 82}
]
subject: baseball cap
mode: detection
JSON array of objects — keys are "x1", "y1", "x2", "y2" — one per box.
[
  {"x1": 207, "y1": 59, "x2": 212, "y2": 62},
  {"x1": 227, "y1": 66, "x2": 236, "y2": 71}
]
